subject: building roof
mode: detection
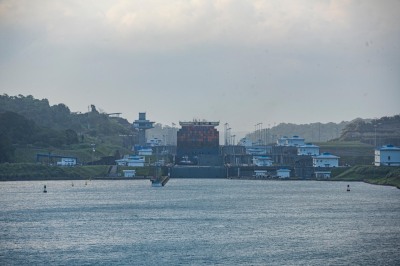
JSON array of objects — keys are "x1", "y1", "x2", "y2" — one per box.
[
  {"x1": 299, "y1": 143, "x2": 319, "y2": 148},
  {"x1": 376, "y1": 145, "x2": 400, "y2": 151},
  {"x1": 312, "y1": 152, "x2": 340, "y2": 159},
  {"x1": 288, "y1": 135, "x2": 305, "y2": 140}
]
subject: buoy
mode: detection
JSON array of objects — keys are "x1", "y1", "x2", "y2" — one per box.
[
  {"x1": 347, "y1": 184, "x2": 350, "y2": 192},
  {"x1": 71, "y1": 182, "x2": 74, "y2": 187},
  {"x1": 43, "y1": 185, "x2": 47, "y2": 193}
]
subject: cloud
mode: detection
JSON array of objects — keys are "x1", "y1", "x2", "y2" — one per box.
[
  {"x1": 0, "y1": 0, "x2": 399, "y2": 131},
  {"x1": 101, "y1": 0, "x2": 350, "y2": 50},
  {"x1": 1, "y1": 0, "x2": 398, "y2": 53}
]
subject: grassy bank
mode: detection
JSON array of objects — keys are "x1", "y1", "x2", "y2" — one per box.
[
  {"x1": 317, "y1": 141, "x2": 374, "y2": 166},
  {"x1": 332, "y1": 165, "x2": 400, "y2": 188},
  {"x1": 0, "y1": 163, "x2": 110, "y2": 181},
  {"x1": 0, "y1": 163, "x2": 163, "y2": 181},
  {"x1": 13, "y1": 140, "x2": 131, "y2": 164}
]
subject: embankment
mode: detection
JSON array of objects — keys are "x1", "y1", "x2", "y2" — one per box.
[
  {"x1": 332, "y1": 165, "x2": 400, "y2": 188},
  {"x1": 0, "y1": 163, "x2": 110, "y2": 181}
]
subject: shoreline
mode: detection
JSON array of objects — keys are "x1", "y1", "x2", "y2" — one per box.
[{"x1": 1, "y1": 176, "x2": 399, "y2": 189}]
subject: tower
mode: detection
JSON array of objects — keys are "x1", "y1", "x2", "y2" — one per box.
[{"x1": 133, "y1": 112, "x2": 155, "y2": 146}]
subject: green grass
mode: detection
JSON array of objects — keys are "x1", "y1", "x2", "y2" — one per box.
[
  {"x1": 117, "y1": 166, "x2": 151, "y2": 176},
  {"x1": 317, "y1": 141, "x2": 373, "y2": 148},
  {"x1": 13, "y1": 141, "x2": 131, "y2": 164},
  {"x1": 332, "y1": 165, "x2": 400, "y2": 188},
  {"x1": 0, "y1": 163, "x2": 109, "y2": 180},
  {"x1": 0, "y1": 163, "x2": 168, "y2": 180},
  {"x1": 316, "y1": 141, "x2": 375, "y2": 165}
]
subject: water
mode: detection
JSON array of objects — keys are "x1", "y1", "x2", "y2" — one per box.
[{"x1": 1, "y1": 179, "x2": 399, "y2": 265}]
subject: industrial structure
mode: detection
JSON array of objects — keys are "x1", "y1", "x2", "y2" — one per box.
[
  {"x1": 133, "y1": 112, "x2": 154, "y2": 146},
  {"x1": 123, "y1": 115, "x2": 345, "y2": 179}
]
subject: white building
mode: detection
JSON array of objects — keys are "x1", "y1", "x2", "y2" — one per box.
[
  {"x1": 277, "y1": 169, "x2": 291, "y2": 178},
  {"x1": 375, "y1": 145, "x2": 400, "y2": 166},
  {"x1": 298, "y1": 143, "x2": 320, "y2": 156},
  {"x1": 115, "y1": 156, "x2": 145, "y2": 167},
  {"x1": 277, "y1": 136, "x2": 288, "y2": 146},
  {"x1": 286, "y1": 136, "x2": 305, "y2": 147},
  {"x1": 57, "y1": 157, "x2": 77, "y2": 166},
  {"x1": 123, "y1": 170, "x2": 136, "y2": 177},
  {"x1": 277, "y1": 136, "x2": 305, "y2": 147},
  {"x1": 312, "y1": 153, "x2": 339, "y2": 167},
  {"x1": 138, "y1": 148, "x2": 153, "y2": 156},
  {"x1": 252, "y1": 156, "x2": 273, "y2": 166}
]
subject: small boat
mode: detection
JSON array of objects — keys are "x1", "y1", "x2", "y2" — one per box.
[
  {"x1": 43, "y1": 185, "x2": 47, "y2": 193},
  {"x1": 150, "y1": 175, "x2": 170, "y2": 187},
  {"x1": 150, "y1": 154, "x2": 169, "y2": 187}
]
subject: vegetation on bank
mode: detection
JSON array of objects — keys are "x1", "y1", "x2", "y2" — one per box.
[
  {"x1": 0, "y1": 163, "x2": 167, "y2": 181},
  {"x1": 0, "y1": 163, "x2": 110, "y2": 180},
  {"x1": 338, "y1": 115, "x2": 400, "y2": 146},
  {"x1": 332, "y1": 165, "x2": 400, "y2": 188}
]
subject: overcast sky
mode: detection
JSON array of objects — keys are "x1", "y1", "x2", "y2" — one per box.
[{"x1": 1, "y1": 0, "x2": 399, "y2": 136}]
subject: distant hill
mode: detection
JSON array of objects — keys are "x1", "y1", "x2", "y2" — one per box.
[
  {"x1": 246, "y1": 121, "x2": 350, "y2": 144},
  {"x1": 245, "y1": 115, "x2": 400, "y2": 146},
  {"x1": 0, "y1": 94, "x2": 132, "y2": 136},
  {"x1": 0, "y1": 94, "x2": 136, "y2": 163},
  {"x1": 338, "y1": 115, "x2": 400, "y2": 146}
]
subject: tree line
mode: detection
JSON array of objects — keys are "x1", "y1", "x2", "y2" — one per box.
[{"x1": 0, "y1": 94, "x2": 135, "y2": 163}]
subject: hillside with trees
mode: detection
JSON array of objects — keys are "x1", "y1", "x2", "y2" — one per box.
[
  {"x1": 0, "y1": 94, "x2": 135, "y2": 163},
  {"x1": 338, "y1": 115, "x2": 400, "y2": 146},
  {"x1": 245, "y1": 115, "x2": 400, "y2": 146},
  {"x1": 0, "y1": 94, "x2": 133, "y2": 136},
  {"x1": 246, "y1": 121, "x2": 350, "y2": 144}
]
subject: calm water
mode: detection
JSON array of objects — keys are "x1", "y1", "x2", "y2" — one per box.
[{"x1": 1, "y1": 179, "x2": 399, "y2": 265}]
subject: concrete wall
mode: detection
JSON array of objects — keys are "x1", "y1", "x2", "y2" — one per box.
[{"x1": 171, "y1": 166, "x2": 226, "y2": 178}]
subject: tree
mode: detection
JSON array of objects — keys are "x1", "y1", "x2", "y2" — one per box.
[
  {"x1": 0, "y1": 135, "x2": 15, "y2": 163},
  {"x1": 65, "y1": 129, "x2": 79, "y2": 145}
]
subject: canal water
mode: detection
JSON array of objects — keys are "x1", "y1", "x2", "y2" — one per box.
[{"x1": 1, "y1": 179, "x2": 399, "y2": 265}]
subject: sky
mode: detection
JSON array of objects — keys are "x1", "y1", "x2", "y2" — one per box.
[{"x1": 1, "y1": 0, "x2": 399, "y2": 137}]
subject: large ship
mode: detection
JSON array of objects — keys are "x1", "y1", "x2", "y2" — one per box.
[{"x1": 176, "y1": 120, "x2": 220, "y2": 165}]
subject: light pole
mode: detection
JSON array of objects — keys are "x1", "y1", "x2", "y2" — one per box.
[
  {"x1": 224, "y1": 123, "x2": 229, "y2": 146},
  {"x1": 172, "y1": 123, "x2": 176, "y2": 145}
]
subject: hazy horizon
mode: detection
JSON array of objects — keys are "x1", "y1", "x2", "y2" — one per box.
[{"x1": 1, "y1": 0, "x2": 399, "y2": 134}]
